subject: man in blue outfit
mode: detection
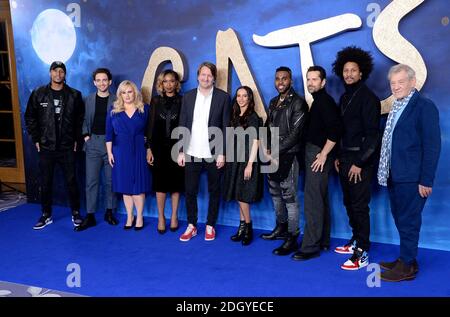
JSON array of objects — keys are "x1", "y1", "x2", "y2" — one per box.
[{"x1": 377, "y1": 64, "x2": 441, "y2": 282}]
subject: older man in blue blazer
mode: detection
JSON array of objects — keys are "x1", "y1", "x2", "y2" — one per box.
[{"x1": 377, "y1": 64, "x2": 441, "y2": 281}]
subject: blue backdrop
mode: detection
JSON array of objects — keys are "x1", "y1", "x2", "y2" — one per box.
[{"x1": 10, "y1": 0, "x2": 450, "y2": 250}]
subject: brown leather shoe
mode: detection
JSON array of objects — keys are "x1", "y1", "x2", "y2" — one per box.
[
  {"x1": 380, "y1": 259, "x2": 416, "y2": 282},
  {"x1": 379, "y1": 258, "x2": 419, "y2": 274}
]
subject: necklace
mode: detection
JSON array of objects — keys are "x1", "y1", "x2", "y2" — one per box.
[{"x1": 341, "y1": 86, "x2": 362, "y2": 115}]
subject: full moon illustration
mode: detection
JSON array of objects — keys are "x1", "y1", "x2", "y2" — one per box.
[{"x1": 30, "y1": 9, "x2": 76, "y2": 65}]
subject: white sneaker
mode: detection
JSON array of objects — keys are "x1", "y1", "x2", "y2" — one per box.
[
  {"x1": 341, "y1": 248, "x2": 369, "y2": 271},
  {"x1": 334, "y1": 240, "x2": 356, "y2": 254}
]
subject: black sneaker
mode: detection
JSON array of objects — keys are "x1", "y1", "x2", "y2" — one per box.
[
  {"x1": 33, "y1": 214, "x2": 53, "y2": 230},
  {"x1": 71, "y1": 210, "x2": 83, "y2": 227}
]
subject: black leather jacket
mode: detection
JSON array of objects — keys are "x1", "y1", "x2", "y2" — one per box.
[
  {"x1": 267, "y1": 87, "x2": 308, "y2": 155},
  {"x1": 25, "y1": 84, "x2": 84, "y2": 151}
]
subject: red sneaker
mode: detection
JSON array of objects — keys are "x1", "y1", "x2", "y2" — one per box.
[
  {"x1": 341, "y1": 248, "x2": 369, "y2": 271},
  {"x1": 334, "y1": 240, "x2": 356, "y2": 254},
  {"x1": 205, "y1": 225, "x2": 215, "y2": 241},
  {"x1": 179, "y1": 224, "x2": 197, "y2": 242}
]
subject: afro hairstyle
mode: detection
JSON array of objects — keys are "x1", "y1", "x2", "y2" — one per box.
[{"x1": 332, "y1": 46, "x2": 374, "y2": 82}]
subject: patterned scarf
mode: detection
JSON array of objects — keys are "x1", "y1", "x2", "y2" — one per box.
[{"x1": 377, "y1": 89, "x2": 415, "y2": 186}]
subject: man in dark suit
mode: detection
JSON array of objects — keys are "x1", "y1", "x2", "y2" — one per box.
[
  {"x1": 378, "y1": 64, "x2": 441, "y2": 282},
  {"x1": 75, "y1": 68, "x2": 118, "y2": 231},
  {"x1": 177, "y1": 62, "x2": 231, "y2": 242}
]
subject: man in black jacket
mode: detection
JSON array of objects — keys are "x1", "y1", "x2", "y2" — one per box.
[
  {"x1": 261, "y1": 66, "x2": 308, "y2": 256},
  {"x1": 25, "y1": 61, "x2": 85, "y2": 230},
  {"x1": 332, "y1": 47, "x2": 381, "y2": 270}
]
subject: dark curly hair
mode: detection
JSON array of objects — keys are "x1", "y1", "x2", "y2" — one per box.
[
  {"x1": 230, "y1": 86, "x2": 255, "y2": 129},
  {"x1": 332, "y1": 46, "x2": 374, "y2": 82}
]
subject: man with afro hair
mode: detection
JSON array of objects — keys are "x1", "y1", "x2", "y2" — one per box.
[{"x1": 332, "y1": 46, "x2": 381, "y2": 271}]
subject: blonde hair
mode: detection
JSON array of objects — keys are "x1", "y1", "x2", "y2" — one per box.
[
  {"x1": 112, "y1": 80, "x2": 144, "y2": 114},
  {"x1": 156, "y1": 70, "x2": 181, "y2": 96}
]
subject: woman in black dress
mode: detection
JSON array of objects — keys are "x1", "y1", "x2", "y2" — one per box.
[
  {"x1": 223, "y1": 86, "x2": 263, "y2": 245},
  {"x1": 146, "y1": 70, "x2": 184, "y2": 234}
]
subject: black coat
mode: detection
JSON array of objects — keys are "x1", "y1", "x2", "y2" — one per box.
[
  {"x1": 338, "y1": 82, "x2": 381, "y2": 167},
  {"x1": 267, "y1": 87, "x2": 308, "y2": 155},
  {"x1": 25, "y1": 84, "x2": 84, "y2": 151}
]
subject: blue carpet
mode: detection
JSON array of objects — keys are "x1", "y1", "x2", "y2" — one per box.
[{"x1": 0, "y1": 203, "x2": 449, "y2": 297}]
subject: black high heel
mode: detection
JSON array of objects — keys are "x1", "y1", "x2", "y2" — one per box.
[
  {"x1": 170, "y1": 219, "x2": 179, "y2": 232},
  {"x1": 124, "y1": 217, "x2": 135, "y2": 230},
  {"x1": 134, "y1": 217, "x2": 144, "y2": 231},
  {"x1": 157, "y1": 216, "x2": 166, "y2": 234}
]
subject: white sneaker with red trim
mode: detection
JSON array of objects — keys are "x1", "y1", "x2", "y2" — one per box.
[
  {"x1": 341, "y1": 248, "x2": 369, "y2": 271},
  {"x1": 205, "y1": 225, "x2": 216, "y2": 241},
  {"x1": 179, "y1": 224, "x2": 197, "y2": 242},
  {"x1": 334, "y1": 240, "x2": 356, "y2": 254}
]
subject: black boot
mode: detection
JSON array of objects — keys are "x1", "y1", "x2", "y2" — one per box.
[
  {"x1": 231, "y1": 221, "x2": 245, "y2": 242},
  {"x1": 241, "y1": 222, "x2": 253, "y2": 246},
  {"x1": 272, "y1": 233, "x2": 299, "y2": 256},
  {"x1": 74, "y1": 213, "x2": 96, "y2": 232},
  {"x1": 260, "y1": 221, "x2": 288, "y2": 240},
  {"x1": 104, "y1": 209, "x2": 118, "y2": 225}
]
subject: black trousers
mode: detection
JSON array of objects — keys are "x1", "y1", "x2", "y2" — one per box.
[
  {"x1": 39, "y1": 149, "x2": 80, "y2": 214},
  {"x1": 338, "y1": 152, "x2": 373, "y2": 251},
  {"x1": 185, "y1": 158, "x2": 223, "y2": 227},
  {"x1": 301, "y1": 143, "x2": 332, "y2": 253}
]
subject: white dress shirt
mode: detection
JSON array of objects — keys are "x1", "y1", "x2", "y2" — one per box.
[{"x1": 187, "y1": 87, "x2": 213, "y2": 158}]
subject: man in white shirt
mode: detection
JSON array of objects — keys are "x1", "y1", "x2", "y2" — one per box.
[{"x1": 177, "y1": 62, "x2": 231, "y2": 242}]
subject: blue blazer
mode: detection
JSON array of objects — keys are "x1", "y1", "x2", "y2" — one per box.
[
  {"x1": 178, "y1": 87, "x2": 231, "y2": 156},
  {"x1": 390, "y1": 91, "x2": 441, "y2": 187}
]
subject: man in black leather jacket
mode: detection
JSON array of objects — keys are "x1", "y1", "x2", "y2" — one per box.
[
  {"x1": 25, "y1": 61, "x2": 85, "y2": 230},
  {"x1": 261, "y1": 66, "x2": 308, "y2": 256}
]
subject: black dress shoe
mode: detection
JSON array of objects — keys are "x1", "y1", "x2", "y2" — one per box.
[
  {"x1": 74, "y1": 214, "x2": 96, "y2": 232},
  {"x1": 124, "y1": 217, "x2": 135, "y2": 230},
  {"x1": 273, "y1": 234, "x2": 299, "y2": 256},
  {"x1": 157, "y1": 227, "x2": 167, "y2": 234},
  {"x1": 104, "y1": 210, "x2": 118, "y2": 225},
  {"x1": 292, "y1": 250, "x2": 320, "y2": 261},
  {"x1": 261, "y1": 222, "x2": 288, "y2": 240}
]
